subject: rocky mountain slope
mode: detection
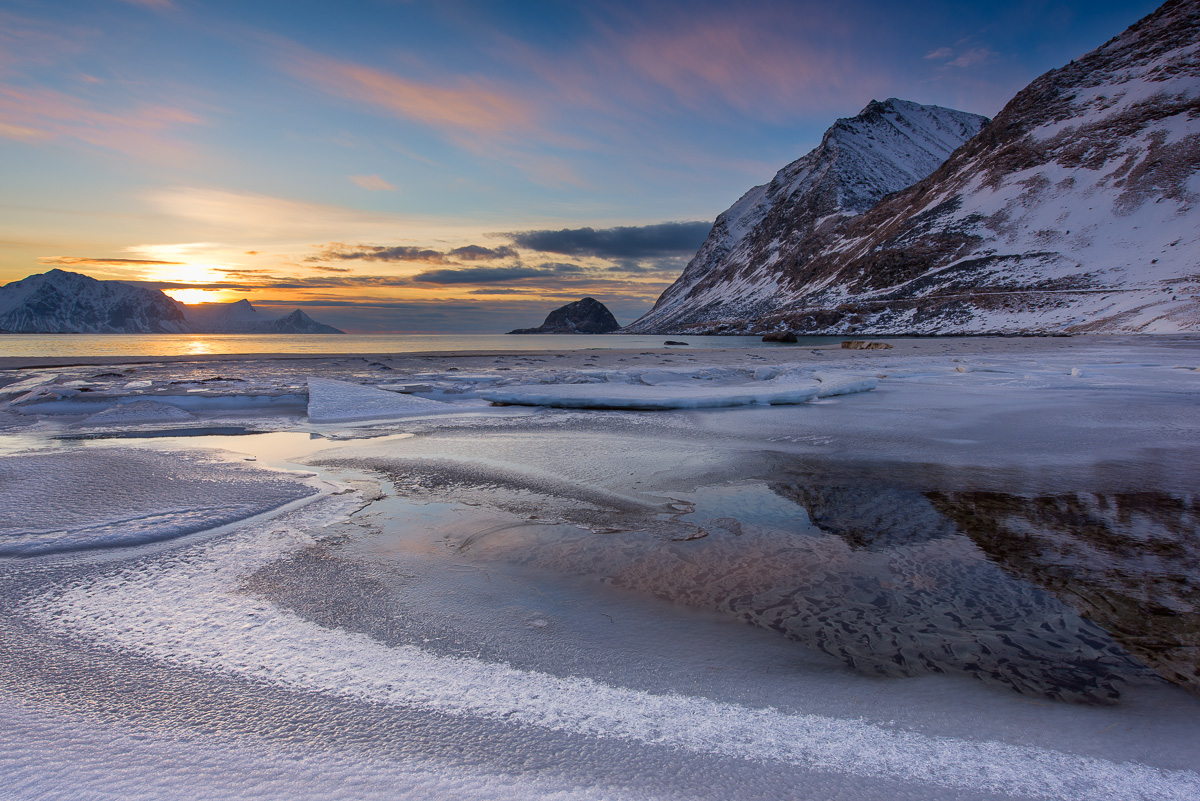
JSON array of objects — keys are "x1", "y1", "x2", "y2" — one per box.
[
  {"x1": 629, "y1": 0, "x2": 1200, "y2": 335},
  {"x1": 624, "y1": 99, "x2": 989, "y2": 332},
  {"x1": 508, "y1": 297, "x2": 621, "y2": 334},
  {"x1": 0, "y1": 270, "x2": 343, "y2": 334}
]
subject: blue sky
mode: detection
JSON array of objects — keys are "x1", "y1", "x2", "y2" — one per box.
[{"x1": 0, "y1": 0, "x2": 1160, "y2": 332}]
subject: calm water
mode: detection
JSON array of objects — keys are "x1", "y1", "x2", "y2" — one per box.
[{"x1": 0, "y1": 333, "x2": 840, "y2": 358}]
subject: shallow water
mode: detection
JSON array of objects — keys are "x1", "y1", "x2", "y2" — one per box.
[{"x1": 0, "y1": 332, "x2": 838, "y2": 358}]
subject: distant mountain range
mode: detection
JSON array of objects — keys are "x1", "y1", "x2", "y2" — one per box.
[
  {"x1": 628, "y1": 0, "x2": 1200, "y2": 335},
  {"x1": 0, "y1": 270, "x2": 343, "y2": 334}
]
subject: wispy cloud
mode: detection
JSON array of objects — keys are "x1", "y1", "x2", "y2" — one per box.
[
  {"x1": 947, "y1": 47, "x2": 995, "y2": 68},
  {"x1": 148, "y1": 187, "x2": 443, "y2": 242},
  {"x1": 120, "y1": 0, "x2": 176, "y2": 9},
  {"x1": 0, "y1": 85, "x2": 201, "y2": 158},
  {"x1": 924, "y1": 46, "x2": 954, "y2": 60},
  {"x1": 278, "y1": 47, "x2": 540, "y2": 146},
  {"x1": 350, "y1": 174, "x2": 396, "y2": 191},
  {"x1": 37, "y1": 256, "x2": 185, "y2": 267}
]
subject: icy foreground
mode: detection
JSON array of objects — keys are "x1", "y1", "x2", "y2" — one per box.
[{"x1": 0, "y1": 337, "x2": 1198, "y2": 800}]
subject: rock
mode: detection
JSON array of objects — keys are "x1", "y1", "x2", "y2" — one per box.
[
  {"x1": 663, "y1": 340, "x2": 689, "y2": 346},
  {"x1": 508, "y1": 297, "x2": 620, "y2": 334},
  {"x1": 841, "y1": 340, "x2": 892, "y2": 350},
  {"x1": 762, "y1": 331, "x2": 798, "y2": 343}
]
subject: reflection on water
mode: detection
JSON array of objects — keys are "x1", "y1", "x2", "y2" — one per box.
[
  {"x1": 0, "y1": 333, "x2": 837, "y2": 358},
  {"x1": 451, "y1": 483, "x2": 1147, "y2": 703},
  {"x1": 929, "y1": 491, "x2": 1200, "y2": 696}
]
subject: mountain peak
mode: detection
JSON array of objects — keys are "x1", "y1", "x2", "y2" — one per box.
[{"x1": 624, "y1": 99, "x2": 989, "y2": 333}]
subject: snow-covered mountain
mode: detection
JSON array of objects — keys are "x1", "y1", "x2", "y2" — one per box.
[
  {"x1": 629, "y1": 0, "x2": 1200, "y2": 335},
  {"x1": 0, "y1": 270, "x2": 343, "y2": 334},
  {"x1": 625, "y1": 99, "x2": 989, "y2": 332},
  {"x1": 0, "y1": 269, "x2": 190, "y2": 334}
]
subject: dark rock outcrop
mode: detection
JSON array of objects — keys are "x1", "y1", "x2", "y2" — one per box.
[{"x1": 508, "y1": 297, "x2": 620, "y2": 334}]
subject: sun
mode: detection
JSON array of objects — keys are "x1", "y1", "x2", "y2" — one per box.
[{"x1": 162, "y1": 287, "x2": 240, "y2": 305}]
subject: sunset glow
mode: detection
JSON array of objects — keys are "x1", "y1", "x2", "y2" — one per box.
[{"x1": 0, "y1": 0, "x2": 1158, "y2": 332}]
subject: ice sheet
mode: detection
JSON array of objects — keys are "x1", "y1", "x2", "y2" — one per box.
[
  {"x1": 306, "y1": 377, "x2": 454, "y2": 422},
  {"x1": 479, "y1": 375, "x2": 875, "y2": 410}
]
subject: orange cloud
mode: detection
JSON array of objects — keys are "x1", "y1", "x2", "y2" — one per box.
[{"x1": 280, "y1": 49, "x2": 539, "y2": 144}]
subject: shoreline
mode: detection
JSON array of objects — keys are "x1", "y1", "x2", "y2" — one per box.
[{"x1": 2, "y1": 333, "x2": 1198, "y2": 371}]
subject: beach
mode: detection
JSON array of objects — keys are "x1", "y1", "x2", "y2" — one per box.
[{"x1": 1, "y1": 335, "x2": 1199, "y2": 800}]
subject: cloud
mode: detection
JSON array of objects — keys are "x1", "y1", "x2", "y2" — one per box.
[
  {"x1": 314, "y1": 244, "x2": 449, "y2": 264},
  {"x1": 0, "y1": 85, "x2": 201, "y2": 159},
  {"x1": 924, "y1": 46, "x2": 954, "y2": 60},
  {"x1": 38, "y1": 256, "x2": 185, "y2": 267},
  {"x1": 278, "y1": 47, "x2": 540, "y2": 145},
  {"x1": 412, "y1": 265, "x2": 556, "y2": 284},
  {"x1": 149, "y1": 187, "x2": 430, "y2": 241},
  {"x1": 350, "y1": 174, "x2": 396, "y2": 191},
  {"x1": 449, "y1": 244, "x2": 517, "y2": 261},
  {"x1": 536, "y1": 262, "x2": 585, "y2": 273},
  {"x1": 309, "y1": 242, "x2": 519, "y2": 265},
  {"x1": 508, "y1": 221, "x2": 710, "y2": 259},
  {"x1": 948, "y1": 47, "x2": 995, "y2": 68}
]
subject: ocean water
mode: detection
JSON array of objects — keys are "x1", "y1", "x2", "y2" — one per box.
[{"x1": 0, "y1": 333, "x2": 840, "y2": 358}]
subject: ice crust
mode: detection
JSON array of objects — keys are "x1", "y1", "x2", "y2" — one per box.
[{"x1": 0, "y1": 448, "x2": 318, "y2": 556}]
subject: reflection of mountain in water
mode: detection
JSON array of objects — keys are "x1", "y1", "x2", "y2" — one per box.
[
  {"x1": 445, "y1": 479, "x2": 1147, "y2": 703},
  {"x1": 928, "y1": 491, "x2": 1200, "y2": 697}
]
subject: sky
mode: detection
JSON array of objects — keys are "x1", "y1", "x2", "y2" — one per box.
[{"x1": 0, "y1": 0, "x2": 1161, "y2": 333}]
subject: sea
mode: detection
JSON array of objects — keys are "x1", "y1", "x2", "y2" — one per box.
[{"x1": 0, "y1": 333, "x2": 841, "y2": 358}]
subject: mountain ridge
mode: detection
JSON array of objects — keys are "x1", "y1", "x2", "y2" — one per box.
[
  {"x1": 627, "y1": 0, "x2": 1200, "y2": 335},
  {"x1": 0, "y1": 270, "x2": 343, "y2": 334}
]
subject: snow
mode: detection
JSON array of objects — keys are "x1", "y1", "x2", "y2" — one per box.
[{"x1": 306, "y1": 377, "x2": 454, "y2": 422}]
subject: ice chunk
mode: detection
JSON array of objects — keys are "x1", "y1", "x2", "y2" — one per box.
[
  {"x1": 812, "y1": 373, "x2": 879, "y2": 397},
  {"x1": 81, "y1": 399, "x2": 195, "y2": 426},
  {"x1": 307, "y1": 377, "x2": 451, "y2": 423},
  {"x1": 479, "y1": 379, "x2": 862, "y2": 410}
]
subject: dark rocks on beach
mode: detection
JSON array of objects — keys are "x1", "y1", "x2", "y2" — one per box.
[
  {"x1": 762, "y1": 331, "x2": 798, "y2": 343},
  {"x1": 507, "y1": 297, "x2": 621, "y2": 334},
  {"x1": 664, "y1": 340, "x2": 689, "y2": 346}
]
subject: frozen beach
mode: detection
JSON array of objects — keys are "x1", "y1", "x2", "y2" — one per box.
[{"x1": 1, "y1": 335, "x2": 1198, "y2": 800}]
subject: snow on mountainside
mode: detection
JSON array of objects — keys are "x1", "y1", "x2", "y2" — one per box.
[
  {"x1": 0, "y1": 269, "x2": 190, "y2": 333},
  {"x1": 0, "y1": 270, "x2": 343, "y2": 334},
  {"x1": 625, "y1": 99, "x2": 989, "y2": 332},
  {"x1": 632, "y1": 0, "x2": 1200, "y2": 336}
]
